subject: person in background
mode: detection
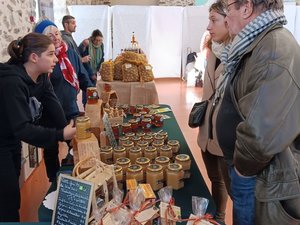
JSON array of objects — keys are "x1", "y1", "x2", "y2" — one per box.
[
  {"x1": 79, "y1": 29, "x2": 105, "y2": 105},
  {"x1": 197, "y1": 0, "x2": 230, "y2": 222},
  {"x1": 216, "y1": 0, "x2": 300, "y2": 223},
  {"x1": 34, "y1": 19, "x2": 93, "y2": 181},
  {"x1": 0, "y1": 33, "x2": 76, "y2": 222}
]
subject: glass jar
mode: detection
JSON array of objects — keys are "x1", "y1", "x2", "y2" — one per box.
[
  {"x1": 130, "y1": 105, "x2": 136, "y2": 114},
  {"x1": 129, "y1": 146, "x2": 142, "y2": 164},
  {"x1": 133, "y1": 113, "x2": 142, "y2": 126},
  {"x1": 126, "y1": 164, "x2": 144, "y2": 183},
  {"x1": 146, "y1": 164, "x2": 164, "y2": 191},
  {"x1": 131, "y1": 136, "x2": 141, "y2": 146},
  {"x1": 142, "y1": 135, "x2": 153, "y2": 145},
  {"x1": 119, "y1": 136, "x2": 129, "y2": 146},
  {"x1": 123, "y1": 140, "x2": 134, "y2": 157},
  {"x1": 128, "y1": 119, "x2": 139, "y2": 133},
  {"x1": 113, "y1": 146, "x2": 126, "y2": 163},
  {"x1": 141, "y1": 118, "x2": 152, "y2": 132},
  {"x1": 122, "y1": 123, "x2": 132, "y2": 134},
  {"x1": 154, "y1": 134, "x2": 164, "y2": 142},
  {"x1": 111, "y1": 123, "x2": 120, "y2": 140},
  {"x1": 160, "y1": 131, "x2": 168, "y2": 143},
  {"x1": 140, "y1": 111, "x2": 147, "y2": 119},
  {"x1": 144, "y1": 114, "x2": 154, "y2": 122},
  {"x1": 175, "y1": 154, "x2": 191, "y2": 179},
  {"x1": 100, "y1": 146, "x2": 113, "y2": 164},
  {"x1": 116, "y1": 157, "x2": 131, "y2": 175},
  {"x1": 155, "y1": 156, "x2": 170, "y2": 179},
  {"x1": 87, "y1": 87, "x2": 99, "y2": 104},
  {"x1": 136, "y1": 157, "x2": 150, "y2": 181},
  {"x1": 136, "y1": 105, "x2": 144, "y2": 113},
  {"x1": 166, "y1": 163, "x2": 184, "y2": 190},
  {"x1": 114, "y1": 165, "x2": 124, "y2": 189},
  {"x1": 136, "y1": 140, "x2": 149, "y2": 153},
  {"x1": 153, "y1": 114, "x2": 164, "y2": 127},
  {"x1": 76, "y1": 116, "x2": 92, "y2": 139},
  {"x1": 167, "y1": 140, "x2": 180, "y2": 156},
  {"x1": 144, "y1": 146, "x2": 158, "y2": 162},
  {"x1": 159, "y1": 145, "x2": 173, "y2": 159},
  {"x1": 136, "y1": 131, "x2": 145, "y2": 140},
  {"x1": 125, "y1": 132, "x2": 135, "y2": 141},
  {"x1": 152, "y1": 140, "x2": 164, "y2": 151}
]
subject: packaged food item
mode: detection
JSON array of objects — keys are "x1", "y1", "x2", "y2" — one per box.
[
  {"x1": 146, "y1": 164, "x2": 164, "y2": 191},
  {"x1": 100, "y1": 60, "x2": 114, "y2": 82},
  {"x1": 122, "y1": 63, "x2": 139, "y2": 82},
  {"x1": 76, "y1": 116, "x2": 91, "y2": 139},
  {"x1": 175, "y1": 154, "x2": 191, "y2": 179},
  {"x1": 138, "y1": 64, "x2": 154, "y2": 82},
  {"x1": 166, "y1": 163, "x2": 184, "y2": 190}
]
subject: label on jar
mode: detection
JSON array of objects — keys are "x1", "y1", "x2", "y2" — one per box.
[{"x1": 125, "y1": 63, "x2": 132, "y2": 69}]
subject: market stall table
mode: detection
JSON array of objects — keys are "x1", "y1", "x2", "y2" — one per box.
[
  {"x1": 38, "y1": 104, "x2": 216, "y2": 223},
  {"x1": 97, "y1": 80, "x2": 159, "y2": 105}
]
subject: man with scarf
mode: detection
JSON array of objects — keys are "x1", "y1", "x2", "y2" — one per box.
[
  {"x1": 214, "y1": 0, "x2": 300, "y2": 224},
  {"x1": 34, "y1": 20, "x2": 93, "y2": 182}
]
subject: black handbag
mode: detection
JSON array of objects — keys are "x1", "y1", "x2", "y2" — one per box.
[{"x1": 188, "y1": 100, "x2": 208, "y2": 128}]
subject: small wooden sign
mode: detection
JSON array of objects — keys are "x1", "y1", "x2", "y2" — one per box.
[{"x1": 51, "y1": 174, "x2": 94, "y2": 225}]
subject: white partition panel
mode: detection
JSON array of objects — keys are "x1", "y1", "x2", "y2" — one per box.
[
  {"x1": 112, "y1": 5, "x2": 151, "y2": 59},
  {"x1": 68, "y1": 5, "x2": 112, "y2": 60},
  {"x1": 284, "y1": 2, "x2": 297, "y2": 35},
  {"x1": 149, "y1": 6, "x2": 184, "y2": 78},
  {"x1": 295, "y1": 6, "x2": 300, "y2": 44},
  {"x1": 182, "y1": 6, "x2": 209, "y2": 76}
]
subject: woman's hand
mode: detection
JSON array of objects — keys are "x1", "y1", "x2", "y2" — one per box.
[{"x1": 63, "y1": 120, "x2": 76, "y2": 140}]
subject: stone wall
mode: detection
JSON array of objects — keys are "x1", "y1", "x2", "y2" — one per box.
[{"x1": 0, "y1": 0, "x2": 35, "y2": 62}]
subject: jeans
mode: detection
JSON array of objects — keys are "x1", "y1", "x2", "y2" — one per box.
[{"x1": 229, "y1": 166, "x2": 256, "y2": 225}]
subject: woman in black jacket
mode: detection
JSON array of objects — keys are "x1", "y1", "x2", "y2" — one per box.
[{"x1": 0, "y1": 32, "x2": 76, "y2": 222}]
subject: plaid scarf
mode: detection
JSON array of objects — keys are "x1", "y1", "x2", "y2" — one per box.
[
  {"x1": 54, "y1": 41, "x2": 79, "y2": 91},
  {"x1": 213, "y1": 10, "x2": 287, "y2": 103}
]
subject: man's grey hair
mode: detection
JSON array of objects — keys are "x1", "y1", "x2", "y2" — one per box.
[{"x1": 234, "y1": 0, "x2": 283, "y2": 12}]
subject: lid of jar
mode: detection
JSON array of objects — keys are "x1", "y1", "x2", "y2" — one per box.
[
  {"x1": 136, "y1": 132, "x2": 145, "y2": 137},
  {"x1": 76, "y1": 116, "x2": 90, "y2": 123},
  {"x1": 122, "y1": 123, "x2": 131, "y2": 127},
  {"x1": 128, "y1": 164, "x2": 143, "y2": 172},
  {"x1": 131, "y1": 136, "x2": 141, "y2": 141},
  {"x1": 160, "y1": 131, "x2": 168, "y2": 136},
  {"x1": 143, "y1": 135, "x2": 152, "y2": 140},
  {"x1": 142, "y1": 118, "x2": 151, "y2": 122},
  {"x1": 123, "y1": 140, "x2": 134, "y2": 147},
  {"x1": 167, "y1": 140, "x2": 179, "y2": 146},
  {"x1": 130, "y1": 146, "x2": 142, "y2": 152},
  {"x1": 152, "y1": 140, "x2": 164, "y2": 146},
  {"x1": 114, "y1": 146, "x2": 126, "y2": 152},
  {"x1": 119, "y1": 136, "x2": 129, "y2": 141},
  {"x1": 155, "y1": 156, "x2": 170, "y2": 163},
  {"x1": 154, "y1": 134, "x2": 164, "y2": 140},
  {"x1": 137, "y1": 140, "x2": 149, "y2": 146},
  {"x1": 160, "y1": 145, "x2": 172, "y2": 151},
  {"x1": 125, "y1": 132, "x2": 135, "y2": 137},
  {"x1": 136, "y1": 157, "x2": 150, "y2": 164},
  {"x1": 144, "y1": 114, "x2": 153, "y2": 118},
  {"x1": 175, "y1": 154, "x2": 190, "y2": 162},
  {"x1": 116, "y1": 157, "x2": 131, "y2": 165},
  {"x1": 111, "y1": 123, "x2": 120, "y2": 127},
  {"x1": 140, "y1": 111, "x2": 147, "y2": 115},
  {"x1": 128, "y1": 119, "x2": 138, "y2": 124},
  {"x1": 101, "y1": 146, "x2": 113, "y2": 152},
  {"x1": 146, "y1": 132, "x2": 155, "y2": 137},
  {"x1": 133, "y1": 113, "x2": 141, "y2": 117},
  {"x1": 87, "y1": 87, "x2": 97, "y2": 91},
  {"x1": 114, "y1": 165, "x2": 123, "y2": 173},
  {"x1": 168, "y1": 163, "x2": 183, "y2": 171},
  {"x1": 145, "y1": 146, "x2": 157, "y2": 152},
  {"x1": 147, "y1": 164, "x2": 163, "y2": 172}
]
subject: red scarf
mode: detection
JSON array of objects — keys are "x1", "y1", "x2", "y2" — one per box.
[{"x1": 54, "y1": 41, "x2": 79, "y2": 91}]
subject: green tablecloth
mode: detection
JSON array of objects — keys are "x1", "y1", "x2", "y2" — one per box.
[{"x1": 38, "y1": 104, "x2": 216, "y2": 223}]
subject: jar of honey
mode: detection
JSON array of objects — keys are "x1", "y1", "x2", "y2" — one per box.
[
  {"x1": 146, "y1": 164, "x2": 164, "y2": 191},
  {"x1": 136, "y1": 131, "x2": 145, "y2": 140},
  {"x1": 159, "y1": 145, "x2": 173, "y2": 159},
  {"x1": 154, "y1": 134, "x2": 164, "y2": 142},
  {"x1": 175, "y1": 154, "x2": 191, "y2": 179},
  {"x1": 166, "y1": 163, "x2": 184, "y2": 190},
  {"x1": 140, "y1": 111, "x2": 147, "y2": 119},
  {"x1": 86, "y1": 87, "x2": 99, "y2": 104},
  {"x1": 125, "y1": 132, "x2": 135, "y2": 141},
  {"x1": 116, "y1": 157, "x2": 131, "y2": 175},
  {"x1": 136, "y1": 105, "x2": 144, "y2": 113},
  {"x1": 76, "y1": 116, "x2": 92, "y2": 139},
  {"x1": 133, "y1": 113, "x2": 142, "y2": 126},
  {"x1": 111, "y1": 123, "x2": 120, "y2": 140},
  {"x1": 152, "y1": 140, "x2": 164, "y2": 151},
  {"x1": 129, "y1": 146, "x2": 142, "y2": 163},
  {"x1": 160, "y1": 131, "x2": 168, "y2": 143},
  {"x1": 136, "y1": 140, "x2": 149, "y2": 153},
  {"x1": 144, "y1": 114, "x2": 154, "y2": 122},
  {"x1": 144, "y1": 146, "x2": 158, "y2": 162},
  {"x1": 131, "y1": 136, "x2": 141, "y2": 146},
  {"x1": 100, "y1": 146, "x2": 113, "y2": 164},
  {"x1": 155, "y1": 156, "x2": 170, "y2": 179},
  {"x1": 123, "y1": 140, "x2": 134, "y2": 157},
  {"x1": 114, "y1": 165, "x2": 124, "y2": 189},
  {"x1": 119, "y1": 136, "x2": 129, "y2": 146},
  {"x1": 136, "y1": 157, "x2": 150, "y2": 181},
  {"x1": 143, "y1": 135, "x2": 153, "y2": 145},
  {"x1": 128, "y1": 119, "x2": 139, "y2": 133},
  {"x1": 126, "y1": 164, "x2": 143, "y2": 183},
  {"x1": 167, "y1": 140, "x2": 180, "y2": 156},
  {"x1": 113, "y1": 146, "x2": 126, "y2": 163},
  {"x1": 122, "y1": 123, "x2": 132, "y2": 134},
  {"x1": 141, "y1": 118, "x2": 152, "y2": 132},
  {"x1": 153, "y1": 114, "x2": 164, "y2": 127}
]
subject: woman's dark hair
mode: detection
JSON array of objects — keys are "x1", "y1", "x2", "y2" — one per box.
[
  {"x1": 90, "y1": 29, "x2": 103, "y2": 42},
  {"x1": 7, "y1": 32, "x2": 52, "y2": 64}
]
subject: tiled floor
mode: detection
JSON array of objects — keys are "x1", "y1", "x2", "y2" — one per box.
[{"x1": 19, "y1": 78, "x2": 232, "y2": 224}]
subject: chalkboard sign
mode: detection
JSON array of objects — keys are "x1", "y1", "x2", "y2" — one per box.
[{"x1": 51, "y1": 174, "x2": 94, "y2": 225}]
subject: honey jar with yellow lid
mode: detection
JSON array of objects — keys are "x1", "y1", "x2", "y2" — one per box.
[
  {"x1": 128, "y1": 146, "x2": 142, "y2": 164},
  {"x1": 146, "y1": 164, "x2": 164, "y2": 191},
  {"x1": 136, "y1": 157, "x2": 150, "y2": 181},
  {"x1": 136, "y1": 131, "x2": 145, "y2": 139},
  {"x1": 159, "y1": 145, "x2": 173, "y2": 159},
  {"x1": 114, "y1": 165, "x2": 124, "y2": 189},
  {"x1": 126, "y1": 164, "x2": 144, "y2": 183},
  {"x1": 154, "y1": 134, "x2": 164, "y2": 142},
  {"x1": 116, "y1": 157, "x2": 131, "y2": 175},
  {"x1": 143, "y1": 135, "x2": 153, "y2": 145},
  {"x1": 136, "y1": 140, "x2": 149, "y2": 152},
  {"x1": 155, "y1": 156, "x2": 170, "y2": 179},
  {"x1": 122, "y1": 140, "x2": 134, "y2": 157},
  {"x1": 100, "y1": 146, "x2": 113, "y2": 164},
  {"x1": 160, "y1": 131, "x2": 168, "y2": 143},
  {"x1": 152, "y1": 140, "x2": 164, "y2": 150},
  {"x1": 113, "y1": 146, "x2": 126, "y2": 163},
  {"x1": 175, "y1": 154, "x2": 191, "y2": 179},
  {"x1": 166, "y1": 163, "x2": 184, "y2": 190},
  {"x1": 119, "y1": 136, "x2": 129, "y2": 146},
  {"x1": 167, "y1": 140, "x2": 180, "y2": 156},
  {"x1": 125, "y1": 132, "x2": 135, "y2": 140},
  {"x1": 131, "y1": 135, "x2": 141, "y2": 146},
  {"x1": 144, "y1": 146, "x2": 158, "y2": 162},
  {"x1": 76, "y1": 116, "x2": 92, "y2": 139}
]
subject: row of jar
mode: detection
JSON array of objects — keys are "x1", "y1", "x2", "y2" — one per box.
[
  {"x1": 114, "y1": 154, "x2": 191, "y2": 191},
  {"x1": 119, "y1": 131, "x2": 169, "y2": 145},
  {"x1": 100, "y1": 140, "x2": 180, "y2": 164}
]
